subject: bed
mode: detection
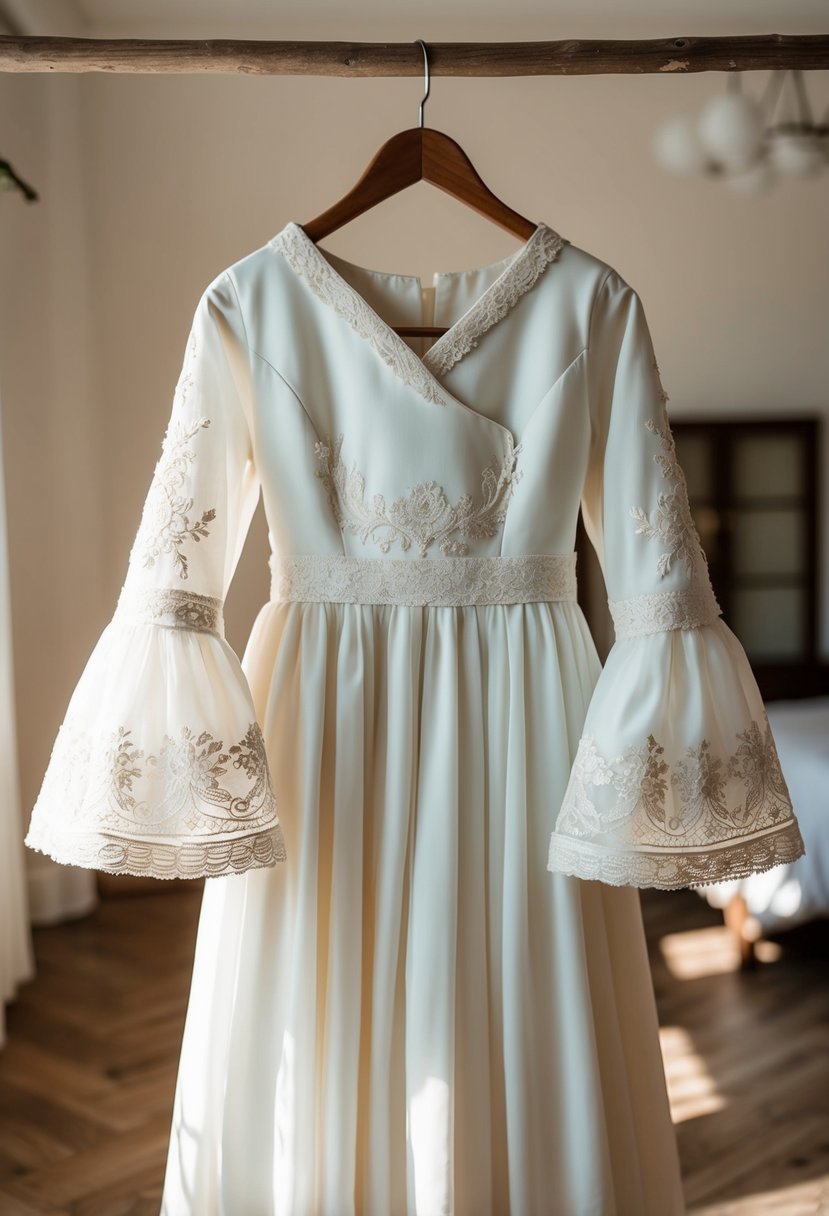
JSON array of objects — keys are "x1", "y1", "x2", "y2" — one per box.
[{"x1": 699, "y1": 695, "x2": 829, "y2": 962}]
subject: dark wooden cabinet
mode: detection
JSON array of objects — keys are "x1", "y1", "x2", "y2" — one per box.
[
  {"x1": 672, "y1": 417, "x2": 827, "y2": 698},
  {"x1": 672, "y1": 418, "x2": 819, "y2": 663}
]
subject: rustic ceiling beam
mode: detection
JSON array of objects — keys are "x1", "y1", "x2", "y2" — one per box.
[{"x1": 0, "y1": 33, "x2": 828, "y2": 76}]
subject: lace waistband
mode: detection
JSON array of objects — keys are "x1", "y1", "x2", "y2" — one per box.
[{"x1": 269, "y1": 553, "x2": 578, "y2": 607}]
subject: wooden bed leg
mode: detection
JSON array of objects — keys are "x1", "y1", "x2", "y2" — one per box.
[{"x1": 723, "y1": 893, "x2": 760, "y2": 969}]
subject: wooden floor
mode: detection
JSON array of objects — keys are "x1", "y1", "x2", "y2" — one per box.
[
  {"x1": 641, "y1": 891, "x2": 829, "y2": 1215},
  {"x1": 0, "y1": 883, "x2": 826, "y2": 1215}
]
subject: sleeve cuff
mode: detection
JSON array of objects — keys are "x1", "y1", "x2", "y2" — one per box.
[
  {"x1": 608, "y1": 584, "x2": 722, "y2": 639},
  {"x1": 25, "y1": 591, "x2": 286, "y2": 880},
  {"x1": 547, "y1": 616, "x2": 806, "y2": 890}
]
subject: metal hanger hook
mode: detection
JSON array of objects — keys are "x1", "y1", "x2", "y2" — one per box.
[{"x1": 415, "y1": 39, "x2": 430, "y2": 129}]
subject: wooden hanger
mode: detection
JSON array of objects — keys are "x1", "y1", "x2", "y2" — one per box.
[{"x1": 299, "y1": 39, "x2": 538, "y2": 338}]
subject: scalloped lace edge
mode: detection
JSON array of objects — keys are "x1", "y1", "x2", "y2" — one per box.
[
  {"x1": 547, "y1": 819, "x2": 806, "y2": 891},
  {"x1": 24, "y1": 823, "x2": 287, "y2": 881}
]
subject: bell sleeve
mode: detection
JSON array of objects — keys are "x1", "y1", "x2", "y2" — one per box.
[
  {"x1": 547, "y1": 269, "x2": 806, "y2": 890},
  {"x1": 24, "y1": 272, "x2": 287, "y2": 880}
]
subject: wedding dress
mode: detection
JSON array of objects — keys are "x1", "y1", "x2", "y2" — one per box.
[{"x1": 25, "y1": 218, "x2": 804, "y2": 1215}]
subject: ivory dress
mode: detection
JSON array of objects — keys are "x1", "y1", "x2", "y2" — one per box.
[{"x1": 25, "y1": 218, "x2": 805, "y2": 1216}]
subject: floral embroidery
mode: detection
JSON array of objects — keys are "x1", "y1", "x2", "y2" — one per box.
[
  {"x1": 630, "y1": 415, "x2": 712, "y2": 582},
  {"x1": 728, "y1": 719, "x2": 791, "y2": 825},
  {"x1": 131, "y1": 332, "x2": 217, "y2": 581},
  {"x1": 313, "y1": 432, "x2": 523, "y2": 557},
  {"x1": 548, "y1": 718, "x2": 804, "y2": 889},
  {"x1": 617, "y1": 398, "x2": 722, "y2": 636},
  {"x1": 25, "y1": 718, "x2": 286, "y2": 880},
  {"x1": 672, "y1": 740, "x2": 736, "y2": 838},
  {"x1": 156, "y1": 724, "x2": 273, "y2": 826}
]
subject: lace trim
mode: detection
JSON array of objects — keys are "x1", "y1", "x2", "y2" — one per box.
[
  {"x1": 269, "y1": 552, "x2": 578, "y2": 606},
  {"x1": 313, "y1": 431, "x2": 523, "y2": 557},
  {"x1": 129, "y1": 331, "x2": 216, "y2": 582},
  {"x1": 609, "y1": 587, "x2": 722, "y2": 640},
  {"x1": 269, "y1": 221, "x2": 568, "y2": 401},
  {"x1": 24, "y1": 824, "x2": 286, "y2": 880},
  {"x1": 423, "y1": 226, "x2": 569, "y2": 377},
  {"x1": 547, "y1": 718, "x2": 805, "y2": 889},
  {"x1": 547, "y1": 820, "x2": 805, "y2": 891},
  {"x1": 115, "y1": 587, "x2": 224, "y2": 635},
  {"x1": 26, "y1": 718, "x2": 285, "y2": 880},
  {"x1": 271, "y1": 224, "x2": 446, "y2": 405}
]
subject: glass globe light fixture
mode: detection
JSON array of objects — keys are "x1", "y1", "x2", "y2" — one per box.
[
  {"x1": 697, "y1": 92, "x2": 765, "y2": 171},
  {"x1": 651, "y1": 70, "x2": 827, "y2": 193}
]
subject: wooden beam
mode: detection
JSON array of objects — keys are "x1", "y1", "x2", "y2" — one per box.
[{"x1": 0, "y1": 34, "x2": 828, "y2": 76}]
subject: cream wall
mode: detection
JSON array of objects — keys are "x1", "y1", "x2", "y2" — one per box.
[
  {"x1": 0, "y1": 57, "x2": 101, "y2": 914},
  {"x1": 2, "y1": 17, "x2": 828, "y2": 818}
]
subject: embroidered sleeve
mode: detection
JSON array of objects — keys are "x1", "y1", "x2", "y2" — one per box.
[
  {"x1": 578, "y1": 271, "x2": 722, "y2": 637},
  {"x1": 123, "y1": 274, "x2": 259, "y2": 603},
  {"x1": 547, "y1": 270, "x2": 805, "y2": 890},
  {"x1": 25, "y1": 273, "x2": 286, "y2": 880}
]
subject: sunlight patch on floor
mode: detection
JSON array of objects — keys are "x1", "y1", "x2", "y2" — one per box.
[
  {"x1": 659, "y1": 1025, "x2": 726, "y2": 1124},
  {"x1": 659, "y1": 923, "x2": 784, "y2": 979},
  {"x1": 687, "y1": 1173, "x2": 829, "y2": 1214},
  {"x1": 659, "y1": 925, "x2": 744, "y2": 979}
]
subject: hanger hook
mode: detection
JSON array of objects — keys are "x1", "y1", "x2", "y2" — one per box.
[{"x1": 414, "y1": 39, "x2": 430, "y2": 129}]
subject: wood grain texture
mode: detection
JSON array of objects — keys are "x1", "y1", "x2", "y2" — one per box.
[
  {"x1": 0, "y1": 884, "x2": 825, "y2": 1213},
  {"x1": 1, "y1": 35, "x2": 828, "y2": 76},
  {"x1": 643, "y1": 889, "x2": 829, "y2": 1215},
  {"x1": 0, "y1": 890, "x2": 200, "y2": 1215}
]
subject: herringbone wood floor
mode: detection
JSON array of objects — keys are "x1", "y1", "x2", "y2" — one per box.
[{"x1": 0, "y1": 883, "x2": 826, "y2": 1215}]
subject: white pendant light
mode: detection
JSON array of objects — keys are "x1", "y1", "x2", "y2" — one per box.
[
  {"x1": 651, "y1": 70, "x2": 827, "y2": 192},
  {"x1": 697, "y1": 93, "x2": 765, "y2": 171}
]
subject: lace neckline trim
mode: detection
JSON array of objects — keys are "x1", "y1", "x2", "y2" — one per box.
[{"x1": 268, "y1": 220, "x2": 569, "y2": 407}]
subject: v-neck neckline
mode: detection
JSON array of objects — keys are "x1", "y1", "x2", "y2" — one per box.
[{"x1": 268, "y1": 219, "x2": 569, "y2": 449}]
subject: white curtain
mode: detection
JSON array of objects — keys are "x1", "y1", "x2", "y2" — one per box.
[{"x1": 0, "y1": 393, "x2": 34, "y2": 1047}]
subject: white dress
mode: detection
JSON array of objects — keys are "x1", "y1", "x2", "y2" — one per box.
[{"x1": 25, "y1": 219, "x2": 805, "y2": 1216}]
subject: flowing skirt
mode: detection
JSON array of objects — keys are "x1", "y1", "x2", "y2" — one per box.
[{"x1": 160, "y1": 599, "x2": 686, "y2": 1216}]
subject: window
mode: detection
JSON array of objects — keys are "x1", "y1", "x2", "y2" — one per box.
[{"x1": 672, "y1": 418, "x2": 819, "y2": 666}]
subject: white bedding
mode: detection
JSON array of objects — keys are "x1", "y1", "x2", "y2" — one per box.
[{"x1": 700, "y1": 696, "x2": 829, "y2": 932}]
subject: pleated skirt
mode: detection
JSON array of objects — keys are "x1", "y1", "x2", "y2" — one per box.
[{"x1": 159, "y1": 599, "x2": 686, "y2": 1216}]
